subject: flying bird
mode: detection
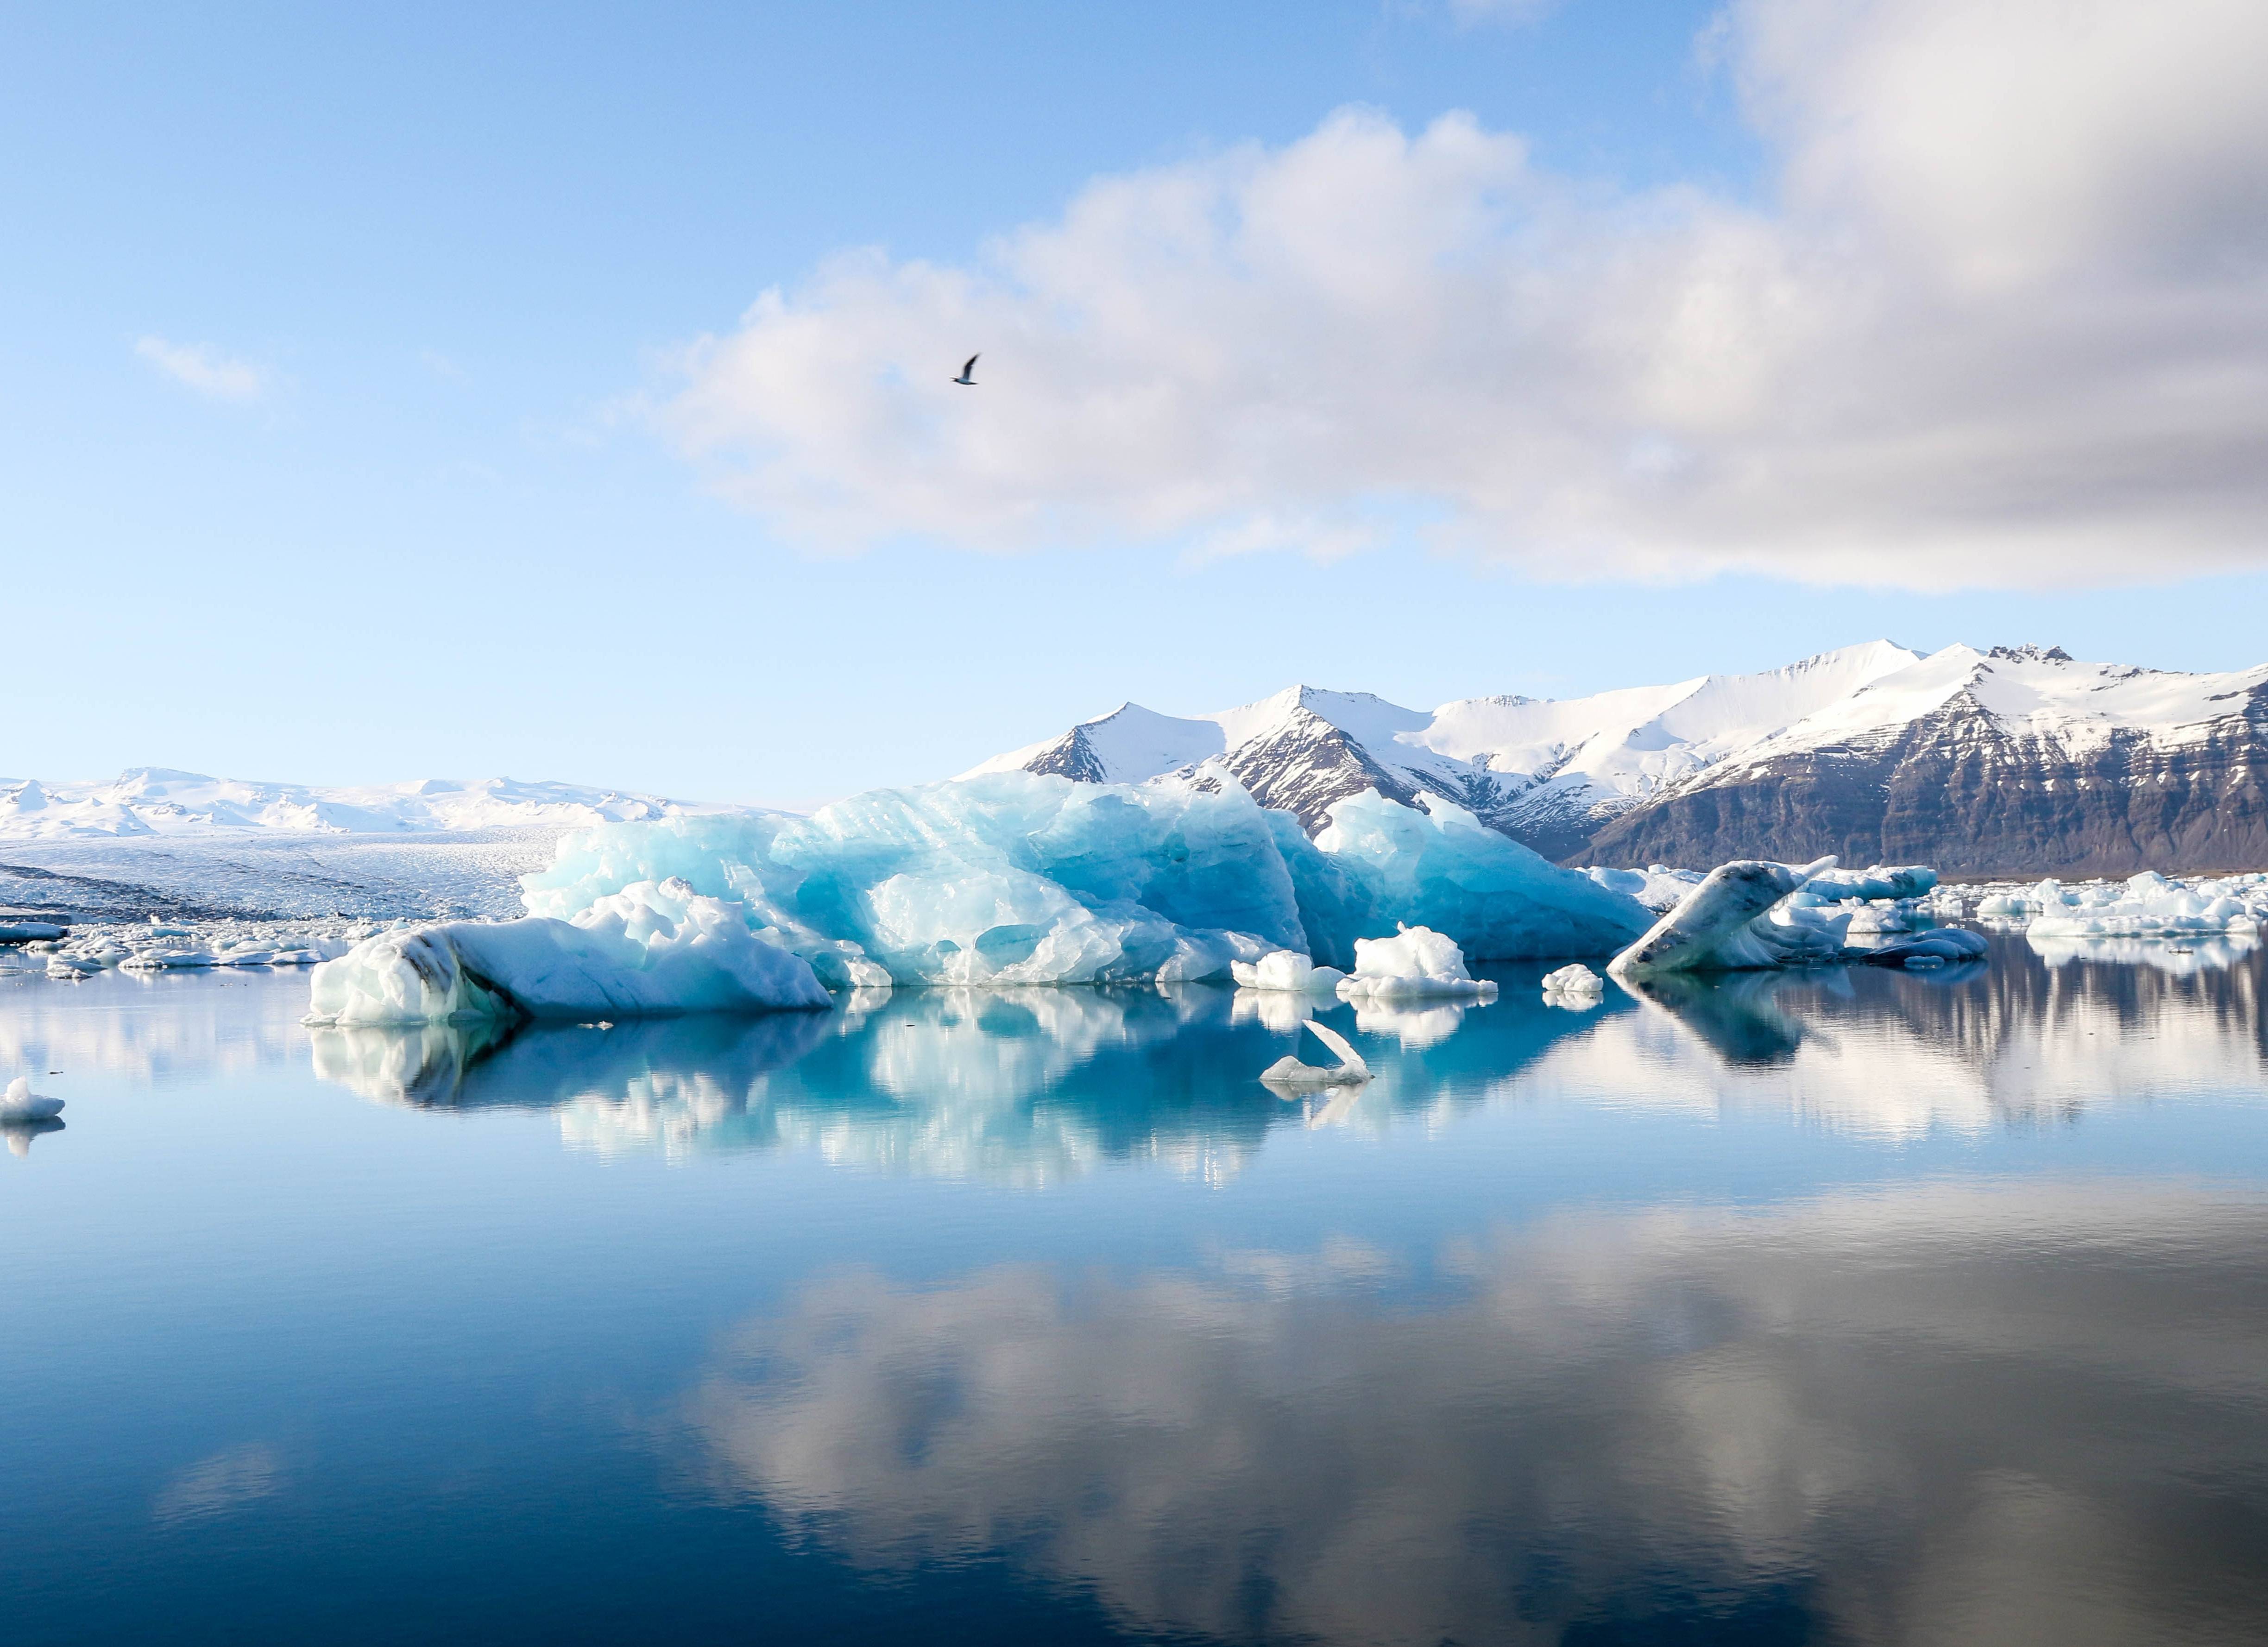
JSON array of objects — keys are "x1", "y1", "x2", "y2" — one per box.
[{"x1": 951, "y1": 353, "x2": 979, "y2": 386}]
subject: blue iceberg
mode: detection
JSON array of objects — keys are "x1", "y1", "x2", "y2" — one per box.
[{"x1": 522, "y1": 772, "x2": 1651, "y2": 990}]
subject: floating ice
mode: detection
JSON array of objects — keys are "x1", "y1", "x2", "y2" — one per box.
[
  {"x1": 522, "y1": 773, "x2": 1651, "y2": 988},
  {"x1": 0, "y1": 921, "x2": 66, "y2": 943},
  {"x1": 120, "y1": 948, "x2": 220, "y2": 971},
  {"x1": 2005, "y1": 871, "x2": 2268, "y2": 939},
  {"x1": 1230, "y1": 950, "x2": 1348, "y2": 992},
  {"x1": 0, "y1": 1077, "x2": 63, "y2": 1123},
  {"x1": 1336, "y1": 924, "x2": 1498, "y2": 1002},
  {"x1": 1861, "y1": 929, "x2": 1989, "y2": 968},
  {"x1": 1541, "y1": 962, "x2": 1606, "y2": 1005},
  {"x1": 305, "y1": 878, "x2": 831, "y2": 1025},
  {"x1": 1610, "y1": 858, "x2": 1838, "y2": 977},
  {"x1": 1259, "y1": 1019, "x2": 1371, "y2": 1089}
]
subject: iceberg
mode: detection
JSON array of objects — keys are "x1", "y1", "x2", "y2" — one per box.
[
  {"x1": 305, "y1": 878, "x2": 831, "y2": 1025},
  {"x1": 1230, "y1": 950, "x2": 1348, "y2": 992},
  {"x1": 1259, "y1": 1019, "x2": 1371, "y2": 1089},
  {"x1": 1336, "y1": 923, "x2": 1498, "y2": 1001},
  {"x1": 521, "y1": 772, "x2": 1652, "y2": 988},
  {"x1": 1610, "y1": 859, "x2": 1837, "y2": 977},
  {"x1": 1541, "y1": 962, "x2": 1606, "y2": 1006},
  {"x1": 0, "y1": 1077, "x2": 63, "y2": 1123}
]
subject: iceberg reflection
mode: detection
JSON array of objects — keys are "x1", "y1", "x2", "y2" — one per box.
[
  {"x1": 307, "y1": 935, "x2": 2268, "y2": 1167},
  {"x1": 677, "y1": 1181, "x2": 2268, "y2": 1647}
]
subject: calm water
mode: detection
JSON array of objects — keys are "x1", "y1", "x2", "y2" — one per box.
[{"x1": 3, "y1": 937, "x2": 2266, "y2": 1645}]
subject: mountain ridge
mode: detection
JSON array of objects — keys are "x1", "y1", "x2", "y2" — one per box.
[{"x1": 970, "y1": 642, "x2": 2268, "y2": 874}]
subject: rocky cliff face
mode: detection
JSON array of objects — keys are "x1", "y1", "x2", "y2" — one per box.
[{"x1": 1585, "y1": 679, "x2": 2268, "y2": 875}]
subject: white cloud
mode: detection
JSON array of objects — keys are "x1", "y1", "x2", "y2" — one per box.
[
  {"x1": 662, "y1": 0, "x2": 2268, "y2": 589},
  {"x1": 135, "y1": 335, "x2": 267, "y2": 402}
]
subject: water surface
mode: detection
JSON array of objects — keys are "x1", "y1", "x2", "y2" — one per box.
[{"x1": 2, "y1": 937, "x2": 2265, "y2": 1644}]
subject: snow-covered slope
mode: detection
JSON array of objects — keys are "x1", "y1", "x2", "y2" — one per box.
[
  {"x1": 970, "y1": 643, "x2": 1927, "y2": 857},
  {"x1": 971, "y1": 642, "x2": 2268, "y2": 873},
  {"x1": 0, "y1": 770, "x2": 755, "y2": 921},
  {"x1": 1588, "y1": 645, "x2": 2268, "y2": 874},
  {"x1": 0, "y1": 769, "x2": 723, "y2": 841}
]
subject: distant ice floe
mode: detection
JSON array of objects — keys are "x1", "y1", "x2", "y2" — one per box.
[{"x1": 1972, "y1": 871, "x2": 2268, "y2": 940}]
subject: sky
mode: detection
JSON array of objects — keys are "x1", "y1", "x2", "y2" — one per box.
[{"x1": 6, "y1": 0, "x2": 2266, "y2": 806}]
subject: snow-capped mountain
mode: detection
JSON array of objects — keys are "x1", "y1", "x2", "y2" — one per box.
[
  {"x1": 0, "y1": 769, "x2": 731, "y2": 842},
  {"x1": 970, "y1": 643, "x2": 2268, "y2": 874}
]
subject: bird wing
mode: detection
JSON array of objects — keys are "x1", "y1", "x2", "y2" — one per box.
[{"x1": 961, "y1": 353, "x2": 980, "y2": 379}]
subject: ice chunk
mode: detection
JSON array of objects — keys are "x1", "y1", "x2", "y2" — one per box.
[
  {"x1": 1541, "y1": 962, "x2": 1606, "y2": 1005},
  {"x1": 1788, "y1": 865, "x2": 1938, "y2": 903},
  {"x1": 0, "y1": 921, "x2": 66, "y2": 943},
  {"x1": 1229, "y1": 950, "x2": 1348, "y2": 992},
  {"x1": 1861, "y1": 928, "x2": 1989, "y2": 967},
  {"x1": 1259, "y1": 1019, "x2": 1371, "y2": 1089},
  {"x1": 120, "y1": 948, "x2": 220, "y2": 970},
  {"x1": 0, "y1": 1077, "x2": 63, "y2": 1122},
  {"x1": 1336, "y1": 923, "x2": 1498, "y2": 1002},
  {"x1": 305, "y1": 878, "x2": 831, "y2": 1025},
  {"x1": 1609, "y1": 858, "x2": 1838, "y2": 977}
]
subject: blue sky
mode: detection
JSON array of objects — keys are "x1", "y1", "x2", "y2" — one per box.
[{"x1": 8, "y1": 1, "x2": 2266, "y2": 805}]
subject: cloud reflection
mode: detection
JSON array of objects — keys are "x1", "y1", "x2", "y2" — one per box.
[{"x1": 677, "y1": 1181, "x2": 2268, "y2": 1645}]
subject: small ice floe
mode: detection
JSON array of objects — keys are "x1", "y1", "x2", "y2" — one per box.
[
  {"x1": 1541, "y1": 963, "x2": 1606, "y2": 1008},
  {"x1": 121, "y1": 949, "x2": 221, "y2": 971},
  {"x1": 0, "y1": 921, "x2": 67, "y2": 943},
  {"x1": 0, "y1": 1077, "x2": 64, "y2": 1123},
  {"x1": 1335, "y1": 925, "x2": 1497, "y2": 1002},
  {"x1": 1260, "y1": 1019, "x2": 1371, "y2": 1090},
  {"x1": 1229, "y1": 950, "x2": 1349, "y2": 992},
  {"x1": 1860, "y1": 929, "x2": 1989, "y2": 969}
]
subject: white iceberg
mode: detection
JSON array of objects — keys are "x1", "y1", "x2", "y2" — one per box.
[
  {"x1": 0, "y1": 1077, "x2": 63, "y2": 1122},
  {"x1": 1259, "y1": 1019, "x2": 1371, "y2": 1089},
  {"x1": 1230, "y1": 950, "x2": 1348, "y2": 992},
  {"x1": 304, "y1": 877, "x2": 831, "y2": 1025},
  {"x1": 1540, "y1": 963, "x2": 1606, "y2": 1006},
  {"x1": 1336, "y1": 924, "x2": 1498, "y2": 1002},
  {"x1": 2016, "y1": 871, "x2": 2268, "y2": 939}
]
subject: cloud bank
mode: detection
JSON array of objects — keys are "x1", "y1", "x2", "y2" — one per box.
[{"x1": 664, "y1": 0, "x2": 2268, "y2": 588}]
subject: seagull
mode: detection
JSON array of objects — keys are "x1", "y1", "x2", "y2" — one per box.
[{"x1": 951, "y1": 353, "x2": 980, "y2": 386}]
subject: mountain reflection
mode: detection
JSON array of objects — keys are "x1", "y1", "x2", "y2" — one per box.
[
  {"x1": 306, "y1": 935, "x2": 2268, "y2": 1171},
  {"x1": 678, "y1": 1180, "x2": 2268, "y2": 1646}
]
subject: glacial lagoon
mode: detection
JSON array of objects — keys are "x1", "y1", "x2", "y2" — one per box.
[{"x1": 3, "y1": 936, "x2": 2266, "y2": 1644}]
